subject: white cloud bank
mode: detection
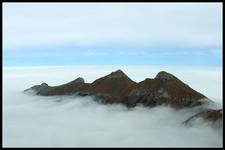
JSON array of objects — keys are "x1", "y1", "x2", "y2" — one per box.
[
  {"x1": 3, "y1": 66, "x2": 223, "y2": 147},
  {"x1": 3, "y1": 3, "x2": 222, "y2": 50}
]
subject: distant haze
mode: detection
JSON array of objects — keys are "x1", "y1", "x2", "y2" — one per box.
[{"x1": 3, "y1": 66, "x2": 222, "y2": 147}]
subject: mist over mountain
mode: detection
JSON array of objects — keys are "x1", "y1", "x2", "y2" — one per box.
[
  {"x1": 3, "y1": 66, "x2": 222, "y2": 147},
  {"x1": 3, "y1": 2, "x2": 222, "y2": 148}
]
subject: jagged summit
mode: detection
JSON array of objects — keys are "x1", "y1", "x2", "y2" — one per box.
[
  {"x1": 24, "y1": 69, "x2": 208, "y2": 108},
  {"x1": 41, "y1": 83, "x2": 48, "y2": 87},
  {"x1": 155, "y1": 71, "x2": 177, "y2": 80},
  {"x1": 107, "y1": 69, "x2": 129, "y2": 79},
  {"x1": 90, "y1": 69, "x2": 136, "y2": 98},
  {"x1": 91, "y1": 69, "x2": 133, "y2": 84},
  {"x1": 69, "y1": 77, "x2": 85, "y2": 84}
]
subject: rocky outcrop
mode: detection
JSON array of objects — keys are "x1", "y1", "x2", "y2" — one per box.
[
  {"x1": 89, "y1": 69, "x2": 136, "y2": 103},
  {"x1": 155, "y1": 71, "x2": 177, "y2": 80},
  {"x1": 25, "y1": 77, "x2": 89, "y2": 96},
  {"x1": 183, "y1": 109, "x2": 222, "y2": 128},
  {"x1": 121, "y1": 71, "x2": 206, "y2": 108},
  {"x1": 24, "y1": 82, "x2": 49, "y2": 95},
  {"x1": 24, "y1": 69, "x2": 207, "y2": 108}
]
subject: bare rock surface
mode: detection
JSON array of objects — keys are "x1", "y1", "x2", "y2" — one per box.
[{"x1": 24, "y1": 70, "x2": 209, "y2": 108}]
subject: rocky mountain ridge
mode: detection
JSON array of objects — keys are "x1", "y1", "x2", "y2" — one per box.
[
  {"x1": 24, "y1": 69, "x2": 222, "y2": 125},
  {"x1": 25, "y1": 69, "x2": 206, "y2": 108}
]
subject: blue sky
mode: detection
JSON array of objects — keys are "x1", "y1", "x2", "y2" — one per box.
[{"x1": 3, "y1": 3, "x2": 222, "y2": 66}]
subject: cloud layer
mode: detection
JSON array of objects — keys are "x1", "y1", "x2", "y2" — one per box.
[
  {"x1": 3, "y1": 66, "x2": 222, "y2": 147},
  {"x1": 3, "y1": 3, "x2": 222, "y2": 49},
  {"x1": 3, "y1": 3, "x2": 222, "y2": 66}
]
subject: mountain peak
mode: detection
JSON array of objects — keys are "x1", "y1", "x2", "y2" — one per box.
[
  {"x1": 155, "y1": 71, "x2": 177, "y2": 80},
  {"x1": 74, "y1": 77, "x2": 85, "y2": 83},
  {"x1": 25, "y1": 70, "x2": 207, "y2": 108},
  {"x1": 41, "y1": 83, "x2": 48, "y2": 87},
  {"x1": 107, "y1": 69, "x2": 129, "y2": 79},
  {"x1": 67, "y1": 77, "x2": 85, "y2": 85},
  {"x1": 65, "y1": 77, "x2": 84, "y2": 85}
]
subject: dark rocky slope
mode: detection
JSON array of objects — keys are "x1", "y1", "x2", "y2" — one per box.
[{"x1": 25, "y1": 69, "x2": 207, "y2": 108}]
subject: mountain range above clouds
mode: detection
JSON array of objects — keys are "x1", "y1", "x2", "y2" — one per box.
[{"x1": 24, "y1": 69, "x2": 222, "y2": 127}]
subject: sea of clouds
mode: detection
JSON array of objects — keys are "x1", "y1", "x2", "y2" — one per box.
[{"x1": 3, "y1": 65, "x2": 223, "y2": 147}]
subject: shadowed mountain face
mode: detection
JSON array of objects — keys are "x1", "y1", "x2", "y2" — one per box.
[
  {"x1": 24, "y1": 69, "x2": 208, "y2": 108},
  {"x1": 122, "y1": 71, "x2": 206, "y2": 108}
]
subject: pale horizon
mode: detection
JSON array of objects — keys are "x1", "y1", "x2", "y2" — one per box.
[{"x1": 3, "y1": 3, "x2": 222, "y2": 66}]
